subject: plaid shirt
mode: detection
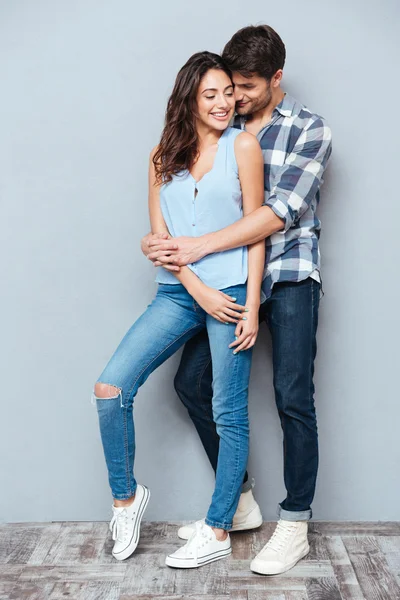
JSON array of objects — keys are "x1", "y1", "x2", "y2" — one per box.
[{"x1": 233, "y1": 93, "x2": 332, "y2": 301}]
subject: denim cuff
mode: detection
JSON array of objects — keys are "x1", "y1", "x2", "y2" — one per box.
[
  {"x1": 112, "y1": 488, "x2": 137, "y2": 501},
  {"x1": 277, "y1": 504, "x2": 312, "y2": 521},
  {"x1": 205, "y1": 517, "x2": 232, "y2": 530}
]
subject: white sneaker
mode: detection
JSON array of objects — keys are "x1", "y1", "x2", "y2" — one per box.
[
  {"x1": 250, "y1": 519, "x2": 309, "y2": 575},
  {"x1": 109, "y1": 484, "x2": 150, "y2": 561},
  {"x1": 166, "y1": 521, "x2": 232, "y2": 569},
  {"x1": 177, "y1": 488, "x2": 262, "y2": 540}
]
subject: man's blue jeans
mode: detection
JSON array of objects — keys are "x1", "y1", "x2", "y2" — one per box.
[
  {"x1": 174, "y1": 278, "x2": 320, "y2": 521},
  {"x1": 93, "y1": 282, "x2": 253, "y2": 530}
]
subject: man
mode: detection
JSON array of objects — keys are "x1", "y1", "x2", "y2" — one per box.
[{"x1": 142, "y1": 24, "x2": 332, "y2": 575}]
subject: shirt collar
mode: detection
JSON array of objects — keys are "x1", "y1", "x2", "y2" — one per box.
[{"x1": 273, "y1": 93, "x2": 295, "y2": 117}]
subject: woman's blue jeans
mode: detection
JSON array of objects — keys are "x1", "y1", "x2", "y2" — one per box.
[{"x1": 93, "y1": 283, "x2": 253, "y2": 530}]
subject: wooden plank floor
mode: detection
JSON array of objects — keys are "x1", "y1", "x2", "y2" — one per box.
[{"x1": 1, "y1": 521, "x2": 400, "y2": 600}]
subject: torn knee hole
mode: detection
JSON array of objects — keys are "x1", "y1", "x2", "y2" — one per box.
[{"x1": 93, "y1": 382, "x2": 122, "y2": 399}]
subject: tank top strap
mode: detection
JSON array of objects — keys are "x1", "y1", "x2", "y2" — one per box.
[{"x1": 218, "y1": 126, "x2": 244, "y2": 176}]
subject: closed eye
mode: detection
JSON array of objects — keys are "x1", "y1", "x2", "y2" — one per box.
[{"x1": 206, "y1": 93, "x2": 233, "y2": 99}]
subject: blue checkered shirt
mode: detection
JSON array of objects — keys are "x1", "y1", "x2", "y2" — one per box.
[{"x1": 233, "y1": 93, "x2": 332, "y2": 302}]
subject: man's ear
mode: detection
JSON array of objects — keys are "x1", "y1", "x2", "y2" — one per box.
[{"x1": 272, "y1": 70, "x2": 283, "y2": 88}]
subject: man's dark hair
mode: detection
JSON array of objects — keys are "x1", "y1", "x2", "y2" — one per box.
[{"x1": 222, "y1": 25, "x2": 286, "y2": 80}]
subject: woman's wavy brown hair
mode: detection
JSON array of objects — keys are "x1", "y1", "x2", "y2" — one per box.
[{"x1": 153, "y1": 51, "x2": 232, "y2": 184}]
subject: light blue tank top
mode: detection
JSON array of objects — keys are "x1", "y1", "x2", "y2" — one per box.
[{"x1": 155, "y1": 127, "x2": 248, "y2": 290}]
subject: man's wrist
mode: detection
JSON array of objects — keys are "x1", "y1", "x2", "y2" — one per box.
[{"x1": 200, "y1": 233, "x2": 216, "y2": 257}]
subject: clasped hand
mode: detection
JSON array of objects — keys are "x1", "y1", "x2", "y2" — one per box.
[
  {"x1": 141, "y1": 232, "x2": 259, "y2": 351},
  {"x1": 141, "y1": 232, "x2": 207, "y2": 270}
]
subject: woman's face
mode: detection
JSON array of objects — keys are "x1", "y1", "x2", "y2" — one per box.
[{"x1": 195, "y1": 68, "x2": 235, "y2": 131}]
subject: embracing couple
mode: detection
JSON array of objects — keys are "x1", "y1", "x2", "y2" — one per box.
[{"x1": 92, "y1": 24, "x2": 332, "y2": 574}]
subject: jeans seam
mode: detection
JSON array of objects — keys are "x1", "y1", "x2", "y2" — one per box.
[
  {"x1": 125, "y1": 321, "x2": 203, "y2": 405},
  {"x1": 122, "y1": 406, "x2": 133, "y2": 497},
  {"x1": 310, "y1": 280, "x2": 319, "y2": 507},
  {"x1": 219, "y1": 346, "x2": 241, "y2": 527}
]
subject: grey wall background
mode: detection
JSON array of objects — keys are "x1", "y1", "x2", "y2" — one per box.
[{"x1": 1, "y1": 0, "x2": 399, "y2": 523}]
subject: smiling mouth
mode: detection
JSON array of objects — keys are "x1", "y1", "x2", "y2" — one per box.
[{"x1": 210, "y1": 111, "x2": 229, "y2": 118}]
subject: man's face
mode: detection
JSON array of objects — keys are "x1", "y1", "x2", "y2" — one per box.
[{"x1": 232, "y1": 72, "x2": 272, "y2": 116}]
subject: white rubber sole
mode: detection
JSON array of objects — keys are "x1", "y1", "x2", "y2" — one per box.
[
  {"x1": 112, "y1": 485, "x2": 151, "y2": 561},
  {"x1": 165, "y1": 545, "x2": 232, "y2": 569},
  {"x1": 250, "y1": 545, "x2": 310, "y2": 575}
]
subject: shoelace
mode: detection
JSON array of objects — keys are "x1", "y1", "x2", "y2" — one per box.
[
  {"x1": 182, "y1": 521, "x2": 213, "y2": 559},
  {"x1": 264, "y1": 520, "x2": 297, "y2": 554},
  {"x1": 109, "y1": 507, "x2": 133, "y2": 543}
]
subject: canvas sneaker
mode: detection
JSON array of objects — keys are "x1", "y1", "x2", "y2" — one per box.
[
  {"x1": 166, "y1": 521, "x2": 231, "y2": 568},
  {"x1": 109, "y1": 484, "x2": 150, "y2": 561},
  {"x1": 250, "y1": 519, "x2": 309, "y2": 575}
]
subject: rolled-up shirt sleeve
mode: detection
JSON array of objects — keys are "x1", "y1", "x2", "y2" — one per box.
[{"x1": 265, "y1": 117, "x2": 332, "y2": 232}]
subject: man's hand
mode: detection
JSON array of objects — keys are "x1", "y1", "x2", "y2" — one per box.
[
  {"x1": 148, "y1": 235, "x2": 210, "y2": 268},
  {"x1": 141, "y1": 232, "x2": 181, "y2": 272},
  {"x1": 141, "y1": 232, "x2": 170, "y2": 258}
]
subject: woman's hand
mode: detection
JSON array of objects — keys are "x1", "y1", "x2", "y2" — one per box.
[
  {"x1": 229, "y1": 302, "x2": 259, "y2": 352},
  {"x1": 193, "y1": 284, "x2": 247, "y2": 324}
]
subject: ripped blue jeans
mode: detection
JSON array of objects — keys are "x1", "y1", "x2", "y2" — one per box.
[{"x1": 93, "y1": 283, "x2": 253, "y2": 530}]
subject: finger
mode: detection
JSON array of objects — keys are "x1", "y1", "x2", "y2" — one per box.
[
  {"x1": 148, "y1": 250, "x2": 168, "y2": 260},
  {"x1": 235, "y1": 321, "x2": 243, "y2": 334},
  {"x1": 148, "y1": 246, "x2": 177, "y2": 255},
  {"x1": 222, "y1": 307, "x2": 245, "y2": 320},
  {"x1": 233, "y1": 335, "x2": 253, "y2": 353},
  {"x1": 148, "y1": 237, "x2": 173, "y2": 247},
  {"x1": 149, "y1": 233, "x2": 168, "y2": 244},
  {"x1": 169, "y1": 256, "x2": 181, "y2": 264},
  {"x1": 221, "y1": 292, "x2": 236, "y2": 301},
  {"x1": 213, "y1": 313, "x2": 226, "y2": 324},
  {"x1": 153, "y1": 260, "x2": 179, "y2": 271},
  {"x1": 148, "y1": 240, "x2": 178, "y2": 250},
  {"x1": 236, "y1": 331, "x2": 258, "y2": 352},
  {"x1": 229, "y1": 336, "x2": 239, "y2": 348},
  {"x1": 217, "y1": 311, "x2": 238, "y2": 324},
  {"x1": 220, "y1": 290, "x2": 246, "y2": 310},
  {"x1": 229, "y1": 331, "x2": 247, "y2": 348},
  {"x1": 148, "y1": 252, "x2": 177, "y2": 263},
  {"x1": 148, "y1": 244, "x2": 178, "y2": 254},
  {"x1": 231, "y1": 322, "x2": 243, "y2": 341},
  {"x1": 226, "y1": 302, "x2": 247, "y2": 313},
  {"x1": 236, "y1": 337, "x2": 254, "y2": 352}
]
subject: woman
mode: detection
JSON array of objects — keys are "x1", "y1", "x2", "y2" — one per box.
[{"x1": 93, "y1": 51, "x2": 265, "y2": 568}]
